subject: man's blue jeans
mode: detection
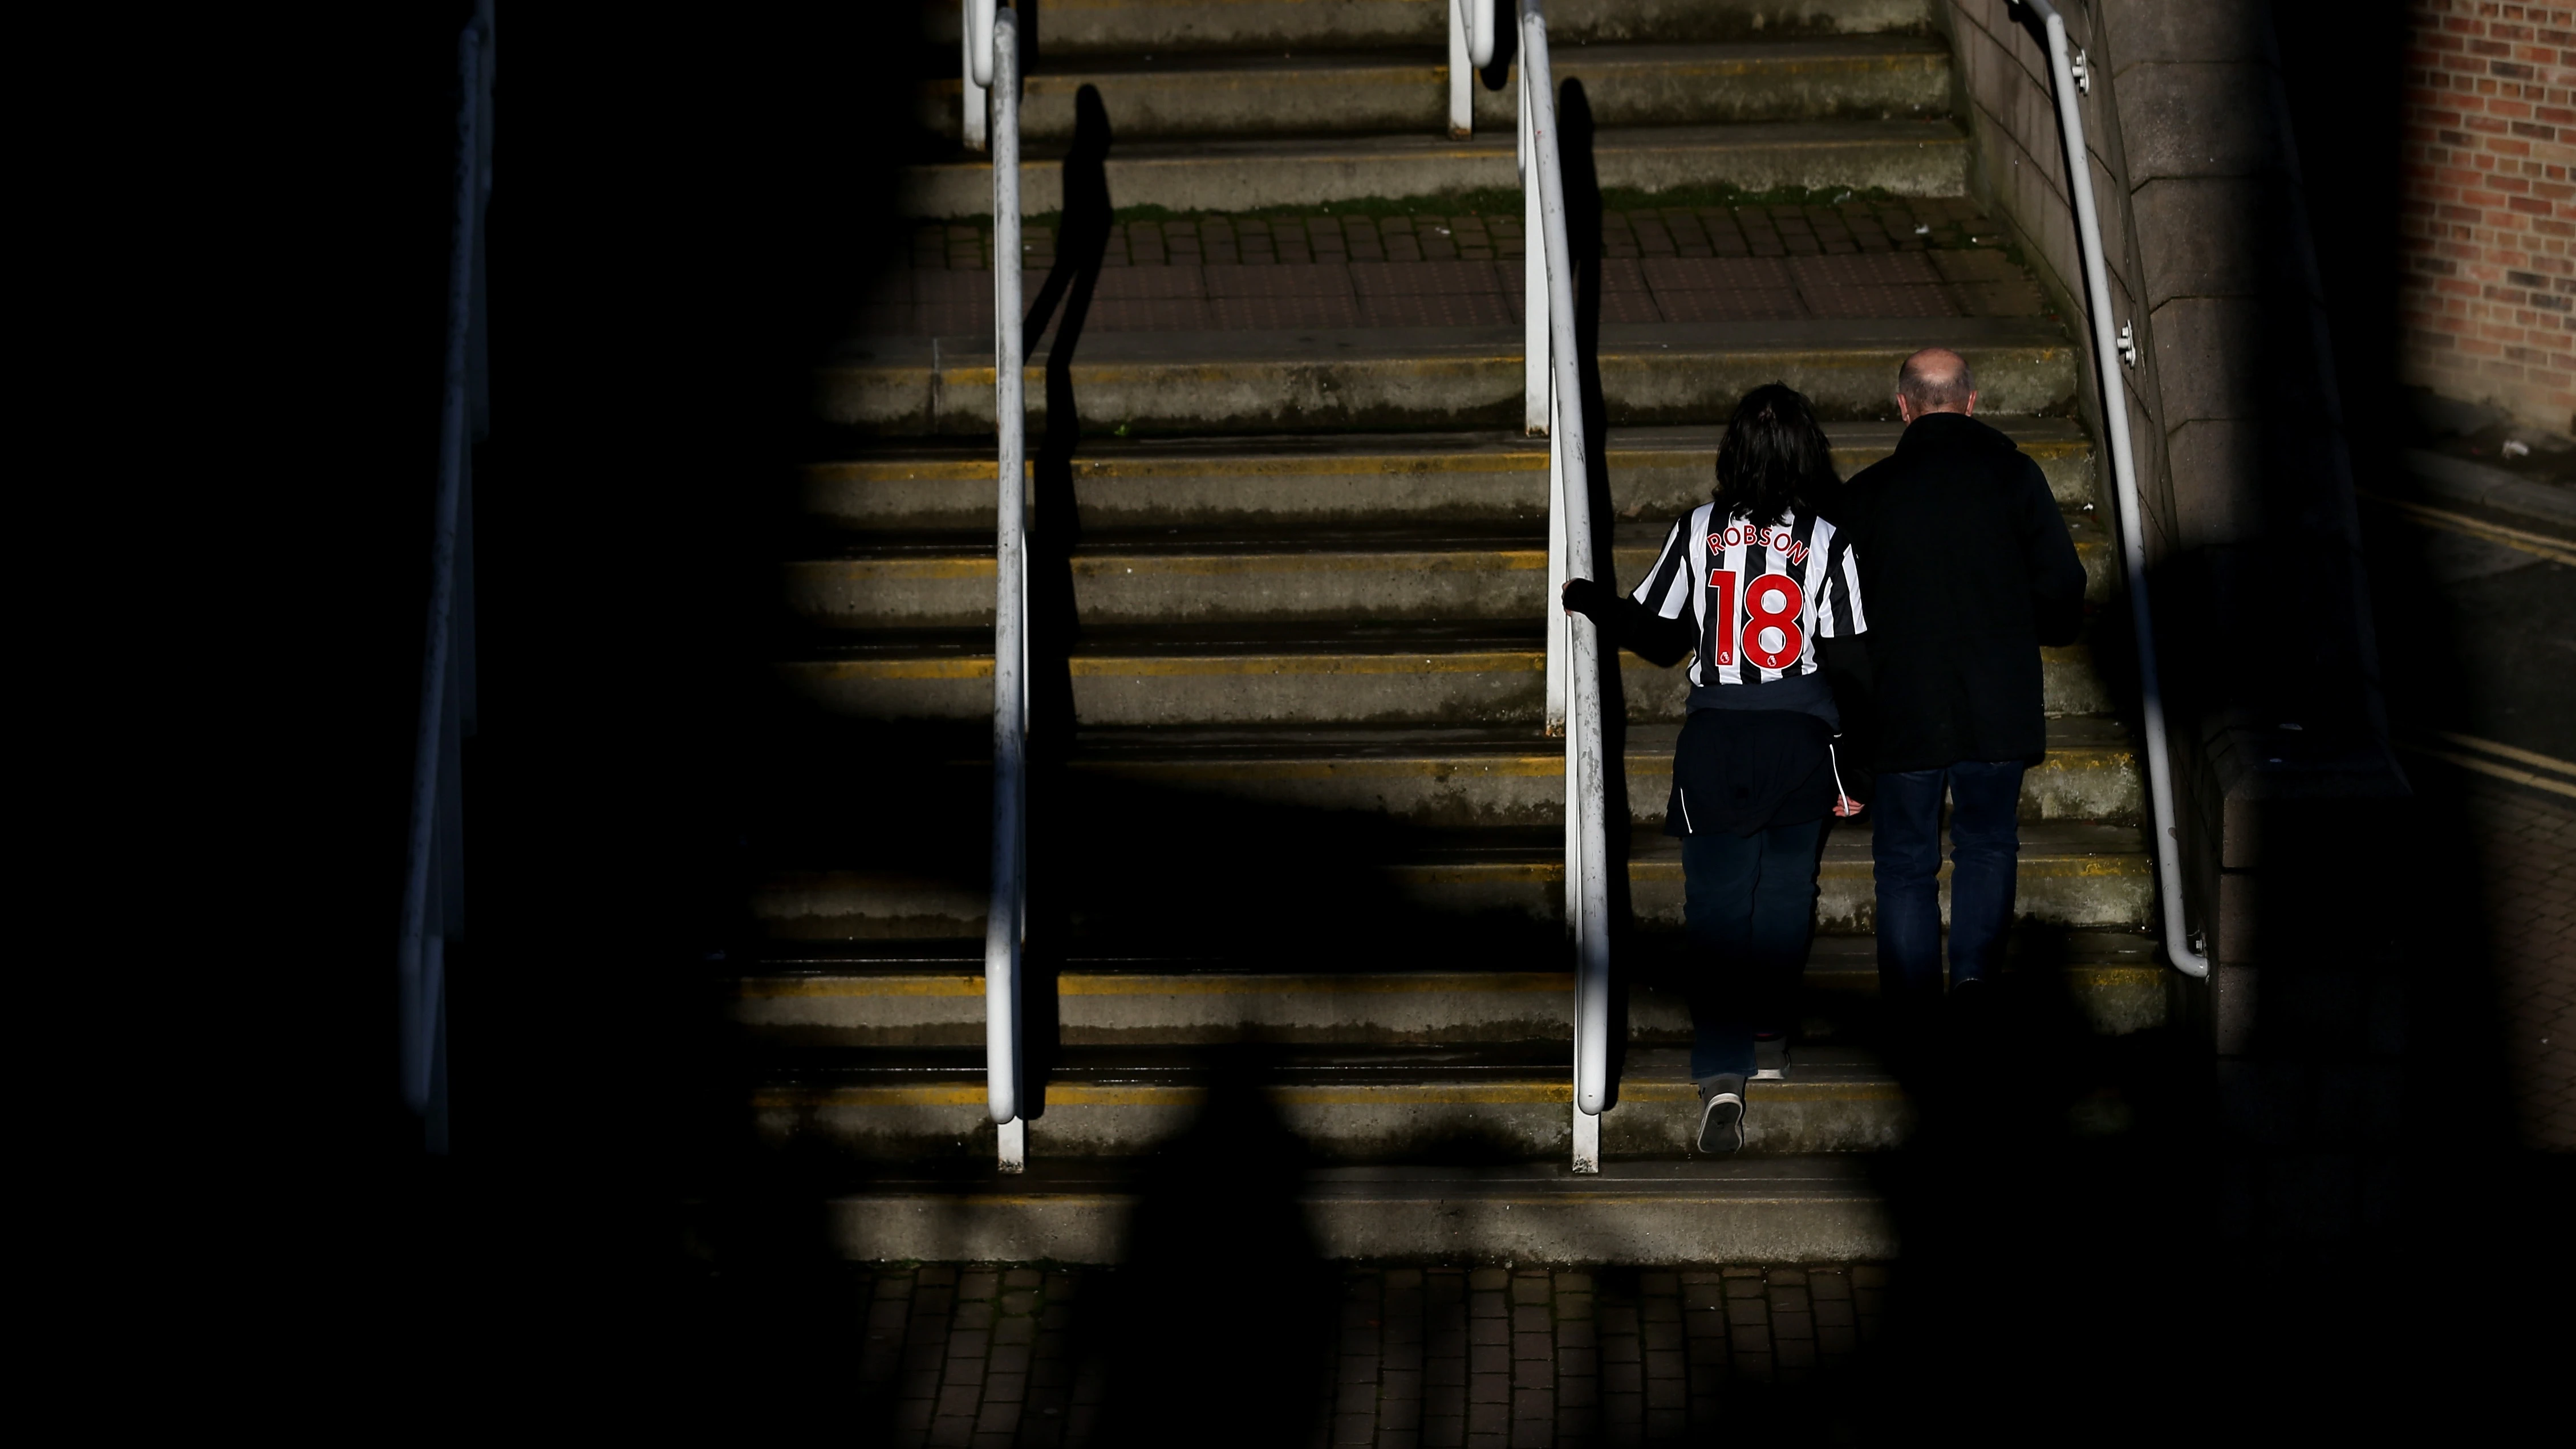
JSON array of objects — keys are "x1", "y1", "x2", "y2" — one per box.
[
  {"x1": 1872, "y1": 761, "x2": 2026, "y2": 1000},
  {"x1": 1682, "y1": 818, "x2": 1825, "y2": 1080}
]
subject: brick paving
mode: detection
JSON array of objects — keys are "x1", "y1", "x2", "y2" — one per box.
[
  {"x1": 861, "y1": 200, "x2": 2043, "y2": 336},
  {"x1": 2462, "y1": 769, "x2": 2576, "y2": 1150},
  {"x1": 855, "y1": 1263, "x2": 1883, "y2": 1448}
]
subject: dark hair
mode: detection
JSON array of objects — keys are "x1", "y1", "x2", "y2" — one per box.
[{"x1": 1713, "y1": 383, "x2": 1840, "y2": 528}]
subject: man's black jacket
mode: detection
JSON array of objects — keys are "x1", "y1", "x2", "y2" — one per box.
[{"x1": 1835, "y1": 411, "x2": 2087, "y2": 773}]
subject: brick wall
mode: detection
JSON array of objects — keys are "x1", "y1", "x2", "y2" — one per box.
[{"x1": 2403, "y1": 2, "x2": 2576, "y2": 432}]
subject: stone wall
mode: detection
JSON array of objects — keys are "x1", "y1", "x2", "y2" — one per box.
[
  {"x1": 1933, "y1": 0, "x2": 2409, "y2": 1059},
  {"x1": 2399, "y1": 1, "x2": 2574, "y2": 434}
]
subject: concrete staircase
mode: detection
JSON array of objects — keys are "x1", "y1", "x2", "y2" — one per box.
[{"x1": 719, "y1": 0, "x2": 2161, "y2": 1263}]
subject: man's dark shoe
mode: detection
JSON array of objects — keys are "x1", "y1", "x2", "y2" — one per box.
[
  {"x1": 1753, "y1": 1035, "x2": 1789, "y2": 1081},
  {"x1": 1695, "y1": 1074, "x2": 1748, "y2": 1154}
]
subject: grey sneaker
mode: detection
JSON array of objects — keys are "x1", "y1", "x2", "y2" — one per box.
[
  {"x1": 1752, "y1": 1036, "x2": 1788, "y2": 1081},
  {"x1": 1695, "y1": 1074, "x2": 1747, "y2": 1154}
]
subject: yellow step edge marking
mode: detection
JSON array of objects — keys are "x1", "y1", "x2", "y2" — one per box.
[
  {"x1": 806, "y1": 657, "x2": 995, "y2": 680},
  {"x1": 1085, "y1": 748, "x2": 2128, "y2": 782},
  {"x1": 760, "y1": 1081, "x2": 1906, "y2": 1109},
  {"x1": 805, "y1": 651, "x2": 1544, "y2": 681},
  {"x1": 924, "y1": 355, "x2": 1524, "y2": 389},
  {"x1": 1066, "y1": 972, "x2": 1570, "y2": 997},
  {"x1": 799, "y1": 553, "x2": 1549, "y2": 580},
  {"x1": 809, "y1": 440, "x2": 2085, "y2": 486},
  {"x1": 1073, "y1": 551, "x2": 1551, "y2": 577},
  {"x1": 1392, "y1": 856, "x2": 2149, "y2": 884},
  {"x1": 2061, "y1": 965, "x2": 2167, "y2": 981},
  {"x1": 741, "y1": 976, "x2": 984, "y2": 1000},
  {"x1": 794, "y1": 557, "x2": 995, "y2": 581},
  {"x1": 1082, "y1": 756, "x2": 1563, "y2": 782},
  {"x1": 738, "y1": 972, "x2": 1573, "y2": 1001},
  {"x1": 853, "y1": 340, "x2": 2052, "y2": 394}
]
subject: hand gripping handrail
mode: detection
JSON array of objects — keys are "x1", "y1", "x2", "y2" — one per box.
[
  {"x1": 1449, "y1": 0, "x2": 1496, "y2": 136},
  {"x1": 2016, "y1": 1, "x2": 2209, "y2": 979},
  {"x1": 984, "y1": 5, "x2": 1032, "y2": 1170},
  {"x1": 1518, "y1": 0, "x2": 1614, "y2": 1174}
]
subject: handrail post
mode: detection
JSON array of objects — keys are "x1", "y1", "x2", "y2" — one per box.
[
  {"x1": 1519, "y1": 57, "x2": 1547, "y2": 438},
  {"x1": 962, "y1": 0, "x2": 991, "y2": 152},
  {"x1": 1448, "y1": 0, "x2": 1472, "y2": 137},
  {"x1": 1526, "y1": 44, "x2": 1564, "y2": 738},
  {"x1": 2018, "y1": 1, "x2": 2209, "y2": 979},
  {"x1": 1450, "y1": 0, "x2": 1495, "y2": 137},
  {"x1": 1521, "y1": 0, "x2": 1611, "y2": 1172},
  {"x1": 987, "y1": 5, "x2": 1029, "y2": 1171}
]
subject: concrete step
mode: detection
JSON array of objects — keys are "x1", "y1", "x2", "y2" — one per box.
[
  {"x1": 787, "y1": 514, "x2": 2112, "y2": 629},
  {"x1": 1089, "y1": 716, "x2": 2139, "y2": 825},
  {"x1": 919, "y1": 40, "x2": 1950, "y2": 143},
  {"x1": 824, "y1": 318, "x2": 2075, "y2": 435},
  {"x1": 801, "y1": 421, "x2": 2102, "y2": 532},
  {"x1": 873, "y1": 235, "x2": 2042, "y2": 336},
  {"x1": 897, "y1": 119, "x2": 1967, "y2": 217},
  {"x1": 751, "y1": 819, "x2": 2154, "y2": 940},
  {"x1": 774, "y1": 626, "x2": 2112, "y2": 725},
  {"x1": 919, "y1": 0, "x2": 1936, "y2": 55},
  {"x1": 818, "y1": 1158, "x2": 1893, "y2": 1264},
  {"x1": 741, "y1": 717, "x2": 2139, "y2": 828},
  {"x1": 727, "y1": 928, "x2": 2167, "y2": 1047},
  {"x1": 754, "y1": 1046, "x2": 1913, "y2": 1161}
]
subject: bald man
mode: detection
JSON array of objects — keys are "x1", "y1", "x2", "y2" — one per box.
[{"x1": 1833, "y1": 348, "x2": 2087, "y2": 1013}]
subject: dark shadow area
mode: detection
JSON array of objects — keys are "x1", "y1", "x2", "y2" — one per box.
[
  {"x1": 1081, "y1": 1049, "x2": 1339, "y2": 1447},
  {"x1": 144, "y1": 2, "x2": 2561, "y2": 1438},
  {"x1": 1559, "y1": 76, "x2": 1638, "y2": 1104},
  {"x1": 1479, "y1": 6, "x2": 1519, "y2": 94},
  {"x1": 1020, "y1": 83, "x2": 1117, "y2": 1114},
  {"x1": 1843, "y1": 5, "x2": 2569, "y2": 1439}
]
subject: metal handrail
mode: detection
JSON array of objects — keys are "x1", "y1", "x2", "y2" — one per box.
[
  {"x1": 398, "y1": 1, "x2": 493, "y2": 1156},
  {"x1": 984, "y1": 5, "x2": 1032, "y2": 1171},
  {"x1": 2017, "y1": 0, "x2": 2208, "y2": 978},
  {"x1": 1518, "y1": 0, "x2": 1613, "y2": 1174},
  {"x1": 962, "y1": 0, "x2": 993, "y2": 152},
  {"x1": 1449, "y1": 0, "x2": 1496, "y2": 136}
]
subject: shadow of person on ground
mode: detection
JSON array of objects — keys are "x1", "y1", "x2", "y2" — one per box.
[{"x1": 1084, "y1": 1045, "x2": 1339, "y2": 1448}]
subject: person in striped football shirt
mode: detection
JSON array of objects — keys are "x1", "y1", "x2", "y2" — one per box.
[{"x1": 1562, "y1": 383, "x2": 1873, "y2": 1154}]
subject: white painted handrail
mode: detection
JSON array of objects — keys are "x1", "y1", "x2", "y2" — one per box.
[
  {"x1": 962, "y1": 0, "x2": 994, "y2": 152},
  {"x1": 2017, "y1": 1, "x2": 2209, "y2": 979},
  {"x1": 1449, "y1": 0, "x2": 1496, "y2": 136},
  {"x1": 984, "y1": 5, "x2": 1032, "y2": 1171},
  {"x1": 1519, "y1": 1, "x2": 1613, "y2": 1174}
]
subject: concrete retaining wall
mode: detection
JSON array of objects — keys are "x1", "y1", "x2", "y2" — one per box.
[{"x1": 1934, "y1": 0, "x2": 2410, "y2": 1058}]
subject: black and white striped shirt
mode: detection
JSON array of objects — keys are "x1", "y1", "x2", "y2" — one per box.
[{"x1": 1630, "y1": 503, "x2": 1868, "y2": 688}]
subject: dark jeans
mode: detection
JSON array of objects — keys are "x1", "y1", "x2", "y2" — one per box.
[
  {"x1": 1681, "y1": 817, "x2": 1825, "y2": 1080},
  {"x1": 1872, "y1": 760, "x2": 2027, "y2": 1000}
]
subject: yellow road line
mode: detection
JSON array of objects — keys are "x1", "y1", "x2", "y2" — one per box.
[
  {"x1": 2400, "y1": 742, "x2": 2576, "y2": 800},
  {"x1": 2363, "y1": 492, "x2": 2576, "y2": 566},
  {"x1": 2435, "y1": 731, "x2": 2576, "y2": 779}
]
